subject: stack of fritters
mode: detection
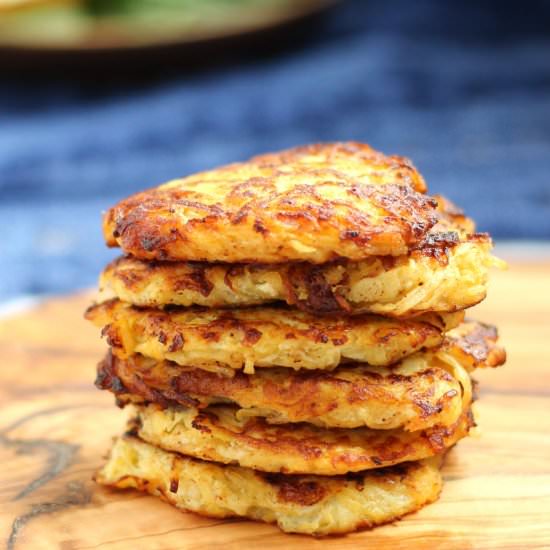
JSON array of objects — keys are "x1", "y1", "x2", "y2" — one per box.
[{"x1": 86, "y1": 142, "x2": 506, "y2": 536}]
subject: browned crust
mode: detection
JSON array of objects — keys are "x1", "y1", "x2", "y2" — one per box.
[
  {"x1": 262, "y1": 473, "x2": 328, "y2": 506},
  {"x1": 102, "y1": 142, "x2": 438, "y2": 263},
  {"x1": 443, "y1": 321, "x2": 507, "y2": 369}
]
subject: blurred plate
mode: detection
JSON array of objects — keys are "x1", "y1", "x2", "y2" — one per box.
[{"x1": 0, "y1": 0, "x2": 337, "y2": 55}]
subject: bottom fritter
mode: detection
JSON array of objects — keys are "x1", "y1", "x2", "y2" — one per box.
[{"x1": 96, "y1": 435, "x2": 444, "y2": 536}]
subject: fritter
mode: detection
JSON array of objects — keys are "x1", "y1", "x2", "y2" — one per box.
[
  {"x1": 95, "y1": 320, "x2": 502, "y2": 431},
  {"x1": 97, "y1": 351, "x2": 462, "y2": 431},
  {"x1": 102, "y1": 142, "x2": 439, "y2": 264},
  {"x1": 96, "y1": 435, "x2": 444, "y2": 536},
  {"x1": 100, "y1": 236, "x2": 494, "y2": 317},
  {"x1": 98, "y1": 197, "x2": 498, "y2": 317},
  {"x1": 86, "y1": 299, "x2": 463, "y2": 373},
  {"x1": 131, "y1": 399, "x2": 472, "y2": 475}
]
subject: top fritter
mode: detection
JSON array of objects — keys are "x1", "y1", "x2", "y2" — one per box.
[{"x1": 103, "y1": 142, "x2": 437, "y2": 264}]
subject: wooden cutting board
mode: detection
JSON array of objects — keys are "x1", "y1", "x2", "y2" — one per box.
[{"x1": 1, "y1": 261, "x2": 550, "y2": 549}]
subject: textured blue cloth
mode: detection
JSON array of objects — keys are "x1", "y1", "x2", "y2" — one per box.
[{"x1": 2, "y1": 0, "x2": 550, "y2": 301}]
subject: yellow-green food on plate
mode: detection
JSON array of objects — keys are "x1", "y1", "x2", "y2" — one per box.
[{"x1": 0, "y1": 0, "x2": 334, "y2": 48}]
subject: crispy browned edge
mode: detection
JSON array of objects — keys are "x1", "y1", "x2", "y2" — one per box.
[{"x1": 444, "y1": 321, "x2": 507, "y2": 368}]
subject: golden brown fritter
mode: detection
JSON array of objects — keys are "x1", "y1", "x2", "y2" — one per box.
[
  {"x1": 96, "y1": 435, "x2": 444, "y2": 536},
  {"x1": 86, "y1": 299, "x2": 463, "y2": 373},
  {"x1": 98, "y1": 196, "x2": 499, "y2": 317},
  {"x1": 103, "y1": 143, "x2": 439, "y2": 264},
  {"x1": 95, "y1": 320, "x2": 503, "y2": 431},
  {"x1": 97, "y1": 351, "x2": 462, "y2": 431},
  {"x1": 132, "y1": 400, "x2": 472, "y2": 475},
  {"x1": 100, "y1": 236, "x2": 494, "y2": 317}
]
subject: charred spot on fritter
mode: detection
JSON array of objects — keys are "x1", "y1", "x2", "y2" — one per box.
[
  {"x1": 374, "y1": 327, "x2": 401, "y2": 345},
  {"x1": 253, "y1": 219, "x2": 268, "y2": 234},
  {"x1": 243, "y1": 328, "x2": 263, "y2": 345},
  {"x1": 412, "y1": 231, "x2": 460, "y2": 265},
  {"x1": 374, "y1": 185, "x2": 438, "y2": 240},
  {"x1": 414, "y1": 398, "x2": 444, "y2": 419},
  {"x1": 169, "y1": 479, "x2": 179, "y2": 493},
  {"x1": 124, "y1": 416, "x2": 142, "y2": 437},
  {"x1": 95, "y1": 353, "x2": 127, "y2": 393},
  {"x1": 341, "y1": 229, "x2": 360, "y2": 239},
  {"x1": 380, "y1": 256, "x2": 397, "y2": 271},
  {"x1": 171, "y1": 264, "x2": 215, "y2": 297},
  {"x1": 191, "y1": 414, "x2": 213, "y2": 434},
  {"x1": 286, "y1": 264, "x2": 345, "y2": 315},
  {"x1": 101, "y1": 324, "x2": 123, "y2": 349},
  {"x1": 168, "y1": 333, "x2": 185, "y2": 352},
  {"x1": 105, "y1": 257, "x2": 148, "y2": 288},
  {"x1": 262, "y1": 474, "x2": 327, "y2": 506},
  {"x1": 314, "y1": 332, "x2": 329, "y2": 344}
]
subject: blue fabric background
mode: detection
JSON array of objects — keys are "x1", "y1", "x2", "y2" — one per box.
[{"x1": 1, "y1": 0, "x2": 550, "y2": 302}]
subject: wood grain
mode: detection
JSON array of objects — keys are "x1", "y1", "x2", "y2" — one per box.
[{"x1": 1, "y1": 262, "x2": 550, "y2": 549}]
